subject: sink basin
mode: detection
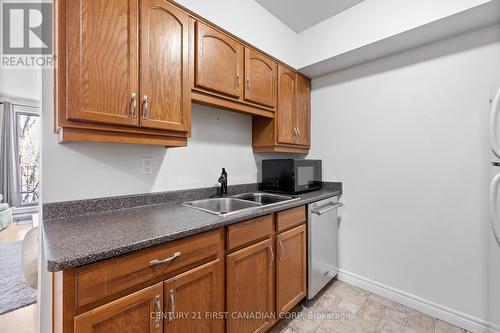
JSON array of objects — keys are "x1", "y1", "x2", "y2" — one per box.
[
  {"x1": 183, "y1": 192, "x2": 299, "y2": 216},
  {"x1": 183, "y1": 198, "x2": 261, "y2": 216},
  {"x1": 231, "y1": 193, "x2": 298, "y2": 205}
]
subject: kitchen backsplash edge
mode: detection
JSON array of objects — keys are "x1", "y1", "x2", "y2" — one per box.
[{"x1": 42, "y1": 182, "x2": 342, "y2": 220}]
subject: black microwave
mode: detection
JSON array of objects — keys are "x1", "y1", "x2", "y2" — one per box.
[{"x1": 261, "y1": 159, "x2": 322, "y2": 194}]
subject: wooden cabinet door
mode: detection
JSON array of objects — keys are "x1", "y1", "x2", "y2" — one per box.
[
  {"x1": 276, "y1": 66, "x2": 296, "y2": 145},
  {"x1": 276, "y1": 224, "x2": 306, "y2": 315},
  {"x1": 164, "y1": 260, "x2": 224, "y2": 333},
  {"x1": 227, "y1": 239, "x2": 275, "y2": 333},
  {"x1": 244, "y1": 48, "x2": 277, "y2": 108},
  {"x1": 66, "y1": 0, "x2": 139, "y2": 127},
  {"x1": 140, "y1": 0, "x2": 190, "y2": 132},
  {"x1": 195, "y1": 21, "x2": 244, "y2": 99},
  {"x1": 295, "y1": 75, "x2": 311, "y2": 146},
  {"x1": 74, "y1": 282, "x2": 163, "y2": 333}
]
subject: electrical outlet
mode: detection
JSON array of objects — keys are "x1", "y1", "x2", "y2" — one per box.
[{"x1": 141, "y1": 158, "x2": 153, "y2": 175}]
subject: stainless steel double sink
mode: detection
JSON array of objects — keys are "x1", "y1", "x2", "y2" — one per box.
[{"x1": 183, "y1": 193, "x2": 299, "y2": 216}]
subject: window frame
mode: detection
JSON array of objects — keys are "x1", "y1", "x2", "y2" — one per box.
[{"x1": 13, "y1": 105, "x2": 40, "y2": 211}]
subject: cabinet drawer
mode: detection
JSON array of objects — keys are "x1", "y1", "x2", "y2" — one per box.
[
  {"x1": 76, "y1": 229, "x2": 221, "y2": 308},
  {"x1": 276, "y1": 206, "x2": 306, "y2": 232},
  {"x1": 227, "y1": 214, "x2": 273, "y2": 251}
]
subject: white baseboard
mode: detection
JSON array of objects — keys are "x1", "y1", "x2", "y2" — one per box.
[{"x1": 337, "y1": 269, "x2": 498, "y2": 333}]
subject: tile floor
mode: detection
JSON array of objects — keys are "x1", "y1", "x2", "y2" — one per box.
[
  {"x1": 270, "y1": 280, "x2": 470, "y2": 333},
  {"x1": 0, "y1": 304, "x2": 37, "y2": 333},
  {"x1": 0, "y1": 220, "x2": 32, "y2": 244}
]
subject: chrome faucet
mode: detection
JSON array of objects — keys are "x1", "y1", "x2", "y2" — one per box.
[{"x1": 218, "y1": 168, "x2": 228, "y2": 196}]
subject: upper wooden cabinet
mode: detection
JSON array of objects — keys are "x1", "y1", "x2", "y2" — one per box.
[
  {"x1": 277, "y1": 66, "x2": 310, "y2": 147},
  {"x1": 195, "y1": 21, "x2": 244, "y2": 99},
  {"x1": 56, "y1": 0, "x2": 190, "y2": 146},
  {"x1": 56, "y1": 0, "x2": 310, "y2": 148},
  {"x1": 295, "y1": 75, "x2": 311, "y2": 146},
  {"x1": 277, "y1": 66, "x2": 297, "y2": 145},
  {"x1": 244, "y1": 48, "x2": 277, "y2": 109},
  {"x1": 65, "y1": 0, "x2": 139, "y2": 127},
  {"x1": 252, "y1": 66, "x2": 311, "y2": 153},
  {"x1": 190, "y1": 21, "x2": 276, "y2": 118},
  {"x1": 140, "y1": 0, "x2": 191, "y2": 132}
]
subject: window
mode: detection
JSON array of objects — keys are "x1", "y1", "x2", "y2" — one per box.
[{"x1": 14, "y1": 106, "x2": 40, "y2": 206}]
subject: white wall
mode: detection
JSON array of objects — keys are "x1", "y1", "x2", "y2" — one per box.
[
  {"x1": 42, "y1": 105, "x2": 260, "y2": 203},
  {"x1": 0, "y1": 68, "x2": 40, "y2": 101},
  {"x1": 298, "y1": 0, "x2": 491, "y2": 68},
  {"x1": 308, "y1": 25, "x2": 500, "y2": 326}
]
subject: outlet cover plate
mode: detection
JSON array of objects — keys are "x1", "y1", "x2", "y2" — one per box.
[{"x1": 141, "y1": 158, "x2": 153, "y2": 175}]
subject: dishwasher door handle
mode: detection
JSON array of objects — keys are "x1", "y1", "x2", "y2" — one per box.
[{"x1": 311, "y1": 202, "x2": 343, "y2": 216}]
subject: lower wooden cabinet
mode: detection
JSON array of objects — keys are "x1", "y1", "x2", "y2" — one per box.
[
  {"x1": 226, "y1": 207, "x2": 307, "y2": 333},
  {"x1": 164, "y1": 259, "x2": 223, "y2": 333},
  {"x1": 74, "y1": 282, "x2": 164, "y2": 333},
  {"x1": 227, "y1": 238, "x2": 275, "y2": 333},
  {"x1": 73, "y1": 260, "x2": 224, "y2": 333},
  {"x1": 276, "y1": 224, "x2": 307, "y2": 315},
  {"x1": 55, "y1": 207, "x2": 308, "y2": 333}
]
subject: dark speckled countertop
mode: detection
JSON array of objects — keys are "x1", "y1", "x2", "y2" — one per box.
[{"x1": 43, "y1": 182, "x2": 342, "y2": 272}]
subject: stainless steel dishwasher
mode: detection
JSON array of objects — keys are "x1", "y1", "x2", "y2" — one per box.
[{"x1": 307, "y1": 196, "x2": 343, "y2": 299}]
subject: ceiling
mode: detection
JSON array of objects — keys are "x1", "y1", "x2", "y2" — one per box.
[{"x1": 256, "y1": 0, "x2": 364, "y2": 32}]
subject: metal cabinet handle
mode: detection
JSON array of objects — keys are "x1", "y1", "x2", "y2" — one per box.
[
  {"x1": 268, "y1": 246, "x2": 274, "y2": 266},
  {"x1": 297, "y1": 128, "x2": 301, "y2": 136},
  {"x1": 294, "y1": 128, "x2": 299, "y2": 142},
  {"x1": 168, "y1": 289, "x2": 175, "y2": 321},
  {"x1": 142, "y1": 95, "x2": 149, "y2": 120},
  {"x1": 246, "y1": 77, "x2": 251, "y2": 90},
  {"x1": 130, "y1": 93, "x2": 137, "y2": 118},
  {"x1": 236, "y1": 74, "x2": 241, "y2": 89},
  {"x1": 489, "y1": 173, "x2": 500, "y2": 248},
  {"x1": 278, "y1": 240, "x2": 283, "y2": 260},
  {"x1": 154, "y1": 294, "x2": 161, "y2": 328},
  {"x1": 490, "y1": 88, "x2": 500, "y2": 159},
  {"x1": 311, "y1": 202, "x2": 343, "y2": 216},
  {"x1": 149, "y1": 251, "x2": 181, "y2": 267}
]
